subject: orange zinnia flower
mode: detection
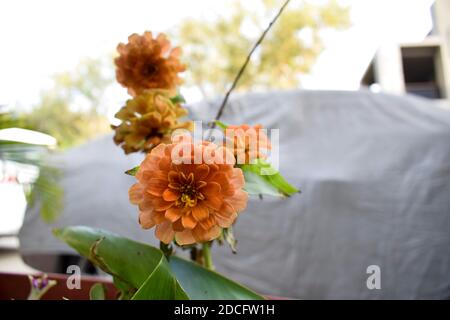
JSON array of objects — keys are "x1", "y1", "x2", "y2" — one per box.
[
  {"x1": 112, "y1": 89, "x2": 192, "y2": 154},
  {"x1": 225, "y1": 124, "x2": 271, "y2": 164},
  {"x1": 115, "y1": 31, "x2": 186, "y2": 96},
  {"x1": 129, "y1": 137, "x2": 248, "y2": 245}
]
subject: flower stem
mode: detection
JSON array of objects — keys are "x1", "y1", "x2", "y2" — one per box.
[
  {"x1": 209, "y1": 0, "x2": 291, "y2": 129},
  {"x1": 202, "y1": 242, "x2": 214, "y2": 270}
]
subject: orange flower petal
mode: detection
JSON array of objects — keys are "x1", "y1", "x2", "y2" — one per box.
[
  {"x1": 230, "y1": 168, "x2": 245, "y2": 189},
  {"x1": 168, "y1": 182, "x2": 181, "y2": 190},
  {"x1": 168, "y1": 171, "x2": 179, "y2": 183},
  {"x1": 137, "y1": 155, "x2": 160, "y2": 176},
  {"x1": 158, "y1": 157, "x2": 172, "y2": 171},
  {"x1": 227, "y1": 190, "x2": 248, "y2": 212},
  {"x1": 192, "y1": 225, "x2": 221, "y2": 243},
  {"x1": 203, "y1": 195, "x2": 223, "y2": 211},
  {"x1": 129, "y1": 183, "x2": 143, "y2": 204},
  {"x1": 175, "y1": 229, "x2": 196, "y2": 245},
  {"x1": 152, "y1": 143, "x2": 166, "y2": 158},
  {"x1": 214, "y1": 214, "x2": 235, "y2": 228},
  {"x1": 151, "y1": 170, "x2": 169, "y2": 181},
  {"x1": 202, "y1": 182, "x2": 221, "y2": 197},
  {"x1": 147, "y1": 178, "x2": 168, "y2": 196},
  {"x1": 139, "y1": 210, "x2": 156, "y2": 229},
  {"x1": 214, "y1": 203, "x2": 237, "y2": 228},
  {"x1": 138, "y1": 198, "x2": 154, "y2": 211},
  {"x1": 152, "y1": 198, "x2": 174, "y2": 211},
  {"x1": 165, "y1": 207, "x2": 183, "y2": 222},
  {"x1": 199, "y1": 216, "x2": 216, "y2": 230},
  {"x1": 223, "y1": 201, "x2": 237, "y2": 214},
  {"x1": 192, "y1": 204, "x2": 209, "y2": 221},
  {"x1": 162, "y1": 189, "x2": 180, "y2": 202},
  {"x1": 172, "y1": 218, "x2": 184, "y2": 232},
  {"x1": 181, "y1": 212, "x2": 197, "y2": 229},
  {"x1": 153, "y1": 210, "x2": 167, "y2": 224},
  {"x1": 194, "y1": 164, "x2": 210, "y2": 181},
  {"x1": 155, "y1": 221, "x2": 175, "y2": 244},
  {"x1": 210, "y1": 172, "x2": 230, "y2": 190},
  {"x1": 170, "y1": 47, "x2": 182, "y2": 58}
]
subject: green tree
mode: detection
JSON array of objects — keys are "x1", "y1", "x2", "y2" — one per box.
[
  {"x1": 1, "y1": 57, "x2": 113, "y2": 222},
  {"x1": 25, "y1": 57, "x2": 113, "y2": 149},
  {"x1": 0, "y1": 108, "x2": 62, "y2": 223},
  {"x1": 176, "y1": 0, "x2": 350, "y2": 99}
]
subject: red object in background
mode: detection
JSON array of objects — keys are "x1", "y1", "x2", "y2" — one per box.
[
  {"x1": 0, "y1": 272, "x2": 117, "y2": 300},
  {"x1": 0, "y1": 272, "x2": 289, "y2": 300}
]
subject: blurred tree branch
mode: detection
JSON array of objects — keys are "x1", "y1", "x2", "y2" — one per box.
[{"x1": 175, "y1": 0, "x2": 350, "y2": 100}]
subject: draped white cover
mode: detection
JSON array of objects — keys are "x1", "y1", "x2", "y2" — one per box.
[{"x1": 19, "y1": 89, "x2": 450, "y2": 299}]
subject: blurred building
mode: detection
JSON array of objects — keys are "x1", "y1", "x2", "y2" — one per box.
[{"x1": 362, "y1": 0, "x2": 450, "y2": 101}]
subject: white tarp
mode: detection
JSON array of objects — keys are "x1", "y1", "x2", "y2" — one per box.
[{"x1": 19, "y1": 89, "x2": 450, "y2": 299}]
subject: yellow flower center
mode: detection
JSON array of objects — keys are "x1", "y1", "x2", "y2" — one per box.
[
  {"x1": 176, "y1": 184, "x2": 198, "y2": 208},
  {"x1": 179, "y1": 193, "x2": 197, "y2": 208},
  {"x1": 175, "y1": 180, "x2": 207, "y2": 208}
]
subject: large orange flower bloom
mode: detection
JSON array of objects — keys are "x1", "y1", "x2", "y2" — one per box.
[
  {"x1": 115, "y1": 31, "x2": 186, "y2": 96},
  {"x1": 225, "y1": 124, "x2": 271, "y2": 164},
  {"x1": 129, "y1": 138, "x2": 248, "y2": 245}
]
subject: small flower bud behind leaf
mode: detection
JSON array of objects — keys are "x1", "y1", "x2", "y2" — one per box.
[{"x1": 223, "y1": 227, "x2": 237, "y2": 254}]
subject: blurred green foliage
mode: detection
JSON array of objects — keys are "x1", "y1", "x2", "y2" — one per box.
[
  {"x1": 0, "y1": 110, "x2": 63, "y2": 223},
  {"x1": 176, "y1": 0, "x2": 350, "y2": 99},
  {"x1": 0, "y1": 110, "x2": 29, "y2": 130},
  {"x1": 25, "y1": 57, "x2": 113, "y2": 149},
  {"x1": 0, "y1": 57, "x2": 113, "y2": 222},
  {"x1": 26, "y1": 164, "x2": 63, "y2": 223}
]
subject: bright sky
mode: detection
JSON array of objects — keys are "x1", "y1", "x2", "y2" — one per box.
[
  {"x1": 0, "y1": 0, "x2": 435, "y2": 120},
  {"x1": 303, "y1": 0, "x2": 434, "y2": 89}
]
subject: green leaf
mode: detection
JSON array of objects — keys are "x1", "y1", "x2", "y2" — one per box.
[
  {"x1": 214, "y1": 120, "x2": 228, "y2": 130},
  {"x1": 89, "y1": 283, "x2": 106, "y2": 300},
  {"x1": 33, "y1": 166, "x2": 64, "y2": 223},
  {"x1": 170, "y1": 94, "x2": 186, "y2": 105},
  {"x1": 53, "y1": 226, "x2": 263, "y2": 300},
  {"x1": 242, "y1": 169, "x2": 281, "y2": 197},
  {"x1": 241, "y1": 159, "x2": 299, "y2": 197},
  {"x1": 113, "y1": 277, "x2": 135, "y2": 300},
  {"x1": 53, "y1": 226, "x2": 188, "y2": 300},
  {"x1": 132, "y1": 260, "x2": 188, "y2": 300},
  {"x1": 125, "y1": 166, "x2": 140, "y2": 176},
  {"x1": 169, "y1": 256, "x2": 264, "y2": 300}
]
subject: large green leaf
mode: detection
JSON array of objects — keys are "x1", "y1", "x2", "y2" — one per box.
[
  {"x1": 53, "y1": 226, "x2": 263, "y2": 300},
  {"x1": 53, "y1": 226, "x2": 188, "y2": 300},
  {"x1": 169, "y1": 256, "x2": 264, "y2": 300}
]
